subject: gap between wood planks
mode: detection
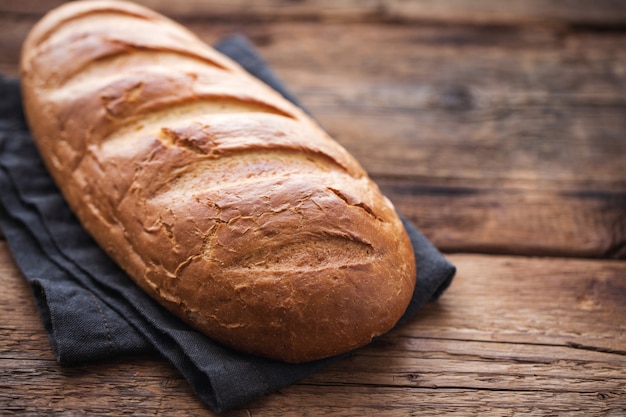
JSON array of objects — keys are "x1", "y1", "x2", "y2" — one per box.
[{"x1": 390, "y1": 335, "x2": 626, "y2": 357}]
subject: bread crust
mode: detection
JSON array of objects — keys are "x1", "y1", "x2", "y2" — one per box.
[{"x1": 20, "y1": 0, "x2": 416, "y2": 362}]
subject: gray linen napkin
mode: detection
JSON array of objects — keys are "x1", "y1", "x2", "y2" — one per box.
[{"x1": 0, "y1": 35, "x2": 455, "y2": 413}]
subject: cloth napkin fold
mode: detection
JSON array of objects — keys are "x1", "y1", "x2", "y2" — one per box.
[{"x1": 0, "y1": 35, "x2": 455, "y2": 413}]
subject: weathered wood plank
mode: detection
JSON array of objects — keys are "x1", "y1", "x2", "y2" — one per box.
[
  {"x1": 404, "y1": 254, "x2": 626, "y2": 352},
  {"x1": 142, "y1": 0, "x2": 626, "y2": 25},
  {"x1": 3, "y1": 355, "x2": 624, "y2": 417},
  {"x1": 1, "y1": 357, "x2": 212, "y2": 416},
  {"x1": 306, "y1": 338, "x2": 626, "y2": 393},
  {"x1": 379, "y1": 179, "x2": 626, "y2": 258},
  {"x1": 1, "y1": 243, "x2": 625, "y2": 415},
  {"x1": 0, "y1": 244, "x2": 53, "y2": 357},
  {"x1": 0, "y1": 0, "x2": 62, "y2": 15},
  {"x1": 243, "y1": 385, "x2": 626, "y2": 416},
  {"x1": 2, "y1": 359, "x2": 625, "y2": 417},
  {"x1": 0, "y1": 15, "x2": 31, "y2": 77},
  {"x1": 2, "y1": 357, "x2": 625, "y2": 416},
  {"x1": 3, "y1": 0, "x2": 626, "y2": 26}
]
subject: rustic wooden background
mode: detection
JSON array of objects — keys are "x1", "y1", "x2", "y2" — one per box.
[{"x1": 1, "y1": 0, "x2": 625, "y2": 415}]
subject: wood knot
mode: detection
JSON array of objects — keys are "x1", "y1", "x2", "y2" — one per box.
[{"x1": 407, "y1": 373, "x2": 420, "y2": 382}]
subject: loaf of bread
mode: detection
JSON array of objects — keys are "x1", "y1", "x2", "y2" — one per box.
[{"x1": 20, "y1": 0, "x2": 416, "y2": 363}]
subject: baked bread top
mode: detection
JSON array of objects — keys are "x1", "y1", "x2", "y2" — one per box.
[{"x1": 20, "y1": 0, "x2": 417, "y2": 362}]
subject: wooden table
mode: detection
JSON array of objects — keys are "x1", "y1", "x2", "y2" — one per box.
[{"x1": 2, "y1": 1, "x2": 625, "y2": 415}]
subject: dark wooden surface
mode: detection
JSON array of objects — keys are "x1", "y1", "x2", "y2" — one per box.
[{"x1": 1, "y1": 1, "x2": 625, "y2": 415}]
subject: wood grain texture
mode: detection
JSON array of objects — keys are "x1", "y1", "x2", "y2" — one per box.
[
  {"x1": 3, "y1": 0, "x2": 626, "y2": 26},
  {"x1": 379, "y1": 179, "x2": 626, "y2": 258},
  {"x1": 1, "y1": 243, "x2": 625, "y2": 415},
  {"x1": 146, "y1": 0, "x2": 626, "y2": 25}
]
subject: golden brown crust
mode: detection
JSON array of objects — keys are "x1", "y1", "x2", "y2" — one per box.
[{"x1": 20, "y1": 0, "x2": 416, "y2": 362}]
